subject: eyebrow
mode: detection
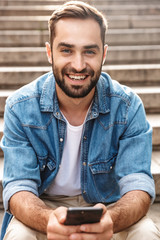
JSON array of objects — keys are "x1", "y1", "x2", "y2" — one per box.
[
  {"x1": 57, "y1": 42, "x2": 100, "y2": 51},
  {"x1": 84, "y1": 44, "x2": 100, "y2": 50},
  {"x1": 57, "y1": 42, "x2": 74, "y2": 49}
]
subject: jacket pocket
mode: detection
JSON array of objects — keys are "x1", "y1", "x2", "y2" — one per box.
[
  {"x1": 89, "y1": 155, "x2": 119, "y2": 201},
  {"x1": 89, "y1": 155, "x2": 116, "y2": 174},
  {"x1": 38, "y1": 155, "x2": 56, "y2": 172}
]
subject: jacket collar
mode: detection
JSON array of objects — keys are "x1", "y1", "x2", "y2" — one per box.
[{"x1": 40, "y1": 71, "x2": 111, "y2": 117}]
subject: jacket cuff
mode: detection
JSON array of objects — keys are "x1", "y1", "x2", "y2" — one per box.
[
  {"x1": 119, "y1": 173, "x2": 155, "y2": 204},
  {"x1": 3, "y1": 180, "x2": 39, "y2": 211}
]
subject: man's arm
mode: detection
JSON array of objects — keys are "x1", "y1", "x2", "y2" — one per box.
[
  {"x1": 9, "y1": 191, "x2": 81, "y2": 238},
  {"x1": 9, "y1": 191, "x2": 53, "y2": 233},
  {"x1": 107, "y1": 190, "x2": 151, "y2": 233},
  {"x1": 68, "y1": 190, "x2": 151, "y2": 240}
]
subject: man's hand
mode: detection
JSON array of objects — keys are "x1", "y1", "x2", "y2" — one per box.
[
  {"x1": 68, "y1": 204, "x2": 113, "y2": 240},
  {"x1": 47, "y1": 206, "x2": 82, "y2": 240}
]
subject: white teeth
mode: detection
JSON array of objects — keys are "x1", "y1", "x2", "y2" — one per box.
[{"x1": 68, "y1": 75, "x2": 86, "y2": 80}]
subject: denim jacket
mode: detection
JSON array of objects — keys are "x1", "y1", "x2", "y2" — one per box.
[{"x1": 0, "y1": 71, "x2": 155, "y2": 239}]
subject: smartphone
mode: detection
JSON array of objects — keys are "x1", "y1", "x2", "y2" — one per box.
[{"x1": 64, "y1": 207, "x2": 103, "y2": 225}]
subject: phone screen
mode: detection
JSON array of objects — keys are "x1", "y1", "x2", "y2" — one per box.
[{"x1": 64, "y1": 207, "x2": 103, "y2": 225}]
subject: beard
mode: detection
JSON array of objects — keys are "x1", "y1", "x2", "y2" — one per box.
[{"x1": 52, "y1": 61, "x2": 102, "y2": 98}]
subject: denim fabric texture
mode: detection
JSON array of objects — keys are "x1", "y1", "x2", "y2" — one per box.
[{"x1": 0, "y1": 71, "x2": 155, "y2": 239}]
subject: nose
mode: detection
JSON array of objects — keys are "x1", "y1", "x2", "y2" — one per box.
[{"x1": 71, "y1": 53, "x2": 86, "y2": 72}]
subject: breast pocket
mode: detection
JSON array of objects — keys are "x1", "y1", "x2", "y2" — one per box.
[
  {"x1": 89, "y1": 155, "x2": 119, "y2": 201},
  {"x1": 38, "y1": 155, "x2": 56, "y2": 182}
]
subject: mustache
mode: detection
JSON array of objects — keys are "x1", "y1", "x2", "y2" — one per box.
[{"x1": 62, "y1": 66, "x2": 94, "y2": 76}]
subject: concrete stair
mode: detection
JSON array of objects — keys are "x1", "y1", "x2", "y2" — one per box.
[
  {"x1": 1, "y1": 28, "x2": 160, "y2": 47},
  {"x1": 0, "y1": 0, "x2": 160, "y2": 231},
  {"x1": 1, "y1": 15, "x2": 160, "y2": 30},
  {"x1": 0, "y1": 64, "x2": 159, "y2": 89},
  {"x1": 1, "y1": 0, "x2": 160, "y2": 6},
  {"x1": 1, "y1": 4, "x2": 160, "y2": 16},
  {"x1": 1, "y1": 45, "x2": 160, "y2": 66}
]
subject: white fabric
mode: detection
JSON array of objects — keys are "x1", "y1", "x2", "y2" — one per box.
[{"x1": 46, "y1": 119, "x2": 83, "y2": 196}]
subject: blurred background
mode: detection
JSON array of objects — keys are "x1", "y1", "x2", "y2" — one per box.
[{"x1": 0, "y1": 0, "x2": 160, "y2": 229}]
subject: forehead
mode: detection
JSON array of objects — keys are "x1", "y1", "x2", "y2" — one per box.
[{"x1": 53, "y1": 18, "x2": 102, "y2": 48}]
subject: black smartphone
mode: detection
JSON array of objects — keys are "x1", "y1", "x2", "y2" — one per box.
[{"x1": 64, "y1": 207, "x2": 103, "y2": 225}]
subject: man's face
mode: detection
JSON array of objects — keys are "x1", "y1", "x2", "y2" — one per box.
[{"x1": 51, "y1": 18, "x2": 106, "y2": 98}]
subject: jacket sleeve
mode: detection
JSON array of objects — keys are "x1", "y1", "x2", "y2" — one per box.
[
  {"x1": 1, "y1": 103, "x2": 40, "y2": 211},
  {"x1": 115, "y1": 92, "x2": 155, "y2": 203}
]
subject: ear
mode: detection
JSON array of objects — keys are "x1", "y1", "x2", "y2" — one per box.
[
  {"x1": 45, "y1": 42, "x2": 52, "y2": 64},
  {"x1": 102, "y1": 44, "x2": 108, "y2": 65}
]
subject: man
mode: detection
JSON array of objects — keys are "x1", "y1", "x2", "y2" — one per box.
[{"x1": 0, "y1": 1, "x2": 160, "y2": 239}]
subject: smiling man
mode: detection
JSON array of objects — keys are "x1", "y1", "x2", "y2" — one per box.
[
  {"x1": 46, "y1": 17, "x2": 106, "y2": 100},
  {"x1": 1, "y1": 1, "x2": 160, "y2": 240}
]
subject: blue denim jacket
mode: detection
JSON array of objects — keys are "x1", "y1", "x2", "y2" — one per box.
[{"x1": 0, "y1": 71, "x2": 155, "y2": 239}]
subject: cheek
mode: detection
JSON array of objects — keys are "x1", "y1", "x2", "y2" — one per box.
[
  {"x1": 86, "y1": 55, "x2": 103, "y2": 68},
  {"x1": 88, "y1": 62, "x2": 102, "y2": 73},
  {"x1": 54, "y1": 58, "x2": 71, "y2": 69}
]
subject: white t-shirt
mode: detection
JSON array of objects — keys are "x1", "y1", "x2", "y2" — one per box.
[{"x1": 46, "y1": 118, "x2": 83, "y2": 196}]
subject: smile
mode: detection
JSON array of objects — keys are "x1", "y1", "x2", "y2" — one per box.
[{"x1": 68, "y1": 74, "x2": 87, "y2": 80}]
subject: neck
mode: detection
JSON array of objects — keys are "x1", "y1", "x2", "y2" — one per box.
[{"x1": 56, "y1": 84, "x2": 94, "y2": 126}]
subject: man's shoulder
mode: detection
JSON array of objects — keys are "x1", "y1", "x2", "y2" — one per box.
[
  {"x1": 100, "y1": 72, "x2": 139, "y2": 106},
  {"x1": 6, "y1": 71, "x2": 53, "y2": 109}
]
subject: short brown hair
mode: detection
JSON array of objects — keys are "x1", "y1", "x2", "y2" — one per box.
[{"x1": 48, "y1": 1, "x2": 108, "y2": 50}]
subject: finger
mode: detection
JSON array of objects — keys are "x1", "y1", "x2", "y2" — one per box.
[
  {"x1": 69, "y1": 231, "x2": 113, "y2": 240},
  {"x1": 47, "y1": 231, "x2": 70, "y2": 240},
  {"x1": 54, "y1": 206, "x2": 68, "y2": 224},
  {"x1": 94, "y1": 203, "x2": 107, "y2": 215},
  {"x1": 47, "y1": 211, "x2": 81, "y2": 236},
  {"x1": 79, "y1": 209, "x2": 113, "y2": 234}
]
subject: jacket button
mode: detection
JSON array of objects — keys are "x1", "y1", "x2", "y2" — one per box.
[
  {"x1": 60, "y1": 138, "x2": 63, "y2": 142},
  {"x1": 83, "y1": 162, "x2": 86, "y2": 166},
  {"x1": 83, "y1": 136, "x2": 87, "y2": 140},
  {"x1": 83, "y1": 191, "x2": 86, "y2": 194}
]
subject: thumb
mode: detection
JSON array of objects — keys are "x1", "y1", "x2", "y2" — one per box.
[{"x1": 54, "y1": 206, "x2": 68, "y2": 224}]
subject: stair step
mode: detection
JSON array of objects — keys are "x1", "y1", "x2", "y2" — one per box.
[
  {"x1": 1, "y1": 0, "x2": 160, "y2": 6},
  {"x1": 0, "y1": 0, "x2": 65, "y2": 6},
  {"x1": 133, "y1": 86, "x2": 160, "y2": 113},
  {"x1": 0, "y1": 65, "x2": 160, "y2": 89},
  {"x1": 93, "y1": 0, "x2": 160, "y2": 4},
  {"x1": 0, "y1": 5, "x2": 160, "y2": 16},
  {"x1": 103, "y1": 64, "x2": 160, "y2": 86},
  {"x1": 0, "y1": 66, "x2": 51, "y2": 89},
  {"x1": 107, "y1": 45, "x2": 160, "y2": 65},
  {"x1": 0, "y1": 16, "x2": 49, "y2": 30},
  {"x1": 0, "y1": 90, "x2": 13, "y2": 117},
  {"x1": 0, "y1": 30, "x2": 49, "y2": 47},
  {"x1": 0, "y1": 88, "x2": 159, "y2": 115},
  {"x1": 0, "y1": 47, "x2": 48, "y2": 66},
  {"x1": 1, "y1": 28, "x2": 160, "y2": 47},
  {"x1": 107, "y1": 28, "x2": 160, "y2": 46},
  {"x1": 108, "y1": 15, "x2": 160, "y2": 29},
  {"x1": 147, "y1": 114, "x2": 160, "y2": 150},
  {"x1": 1, "y1": 46, "x2": 160, "y2": 66},
  {"x1": 1, "y1": 15, "x2": 160, "y2": 30}
]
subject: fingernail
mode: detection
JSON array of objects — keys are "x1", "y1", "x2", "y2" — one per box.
[
  {"x1": 80, "y1": 225, "x2": 86, "y2": 232},
  {"x1": 70, "y1": 235, "x2": 77, "y2": 240}
]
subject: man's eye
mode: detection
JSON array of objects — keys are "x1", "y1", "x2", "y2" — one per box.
[
  {"x1": 85, "y1": 50, "x2": 96, "y2": 55},
  {"x1": 61, "y1": 49, "x2": 71, "y2": 53}
]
